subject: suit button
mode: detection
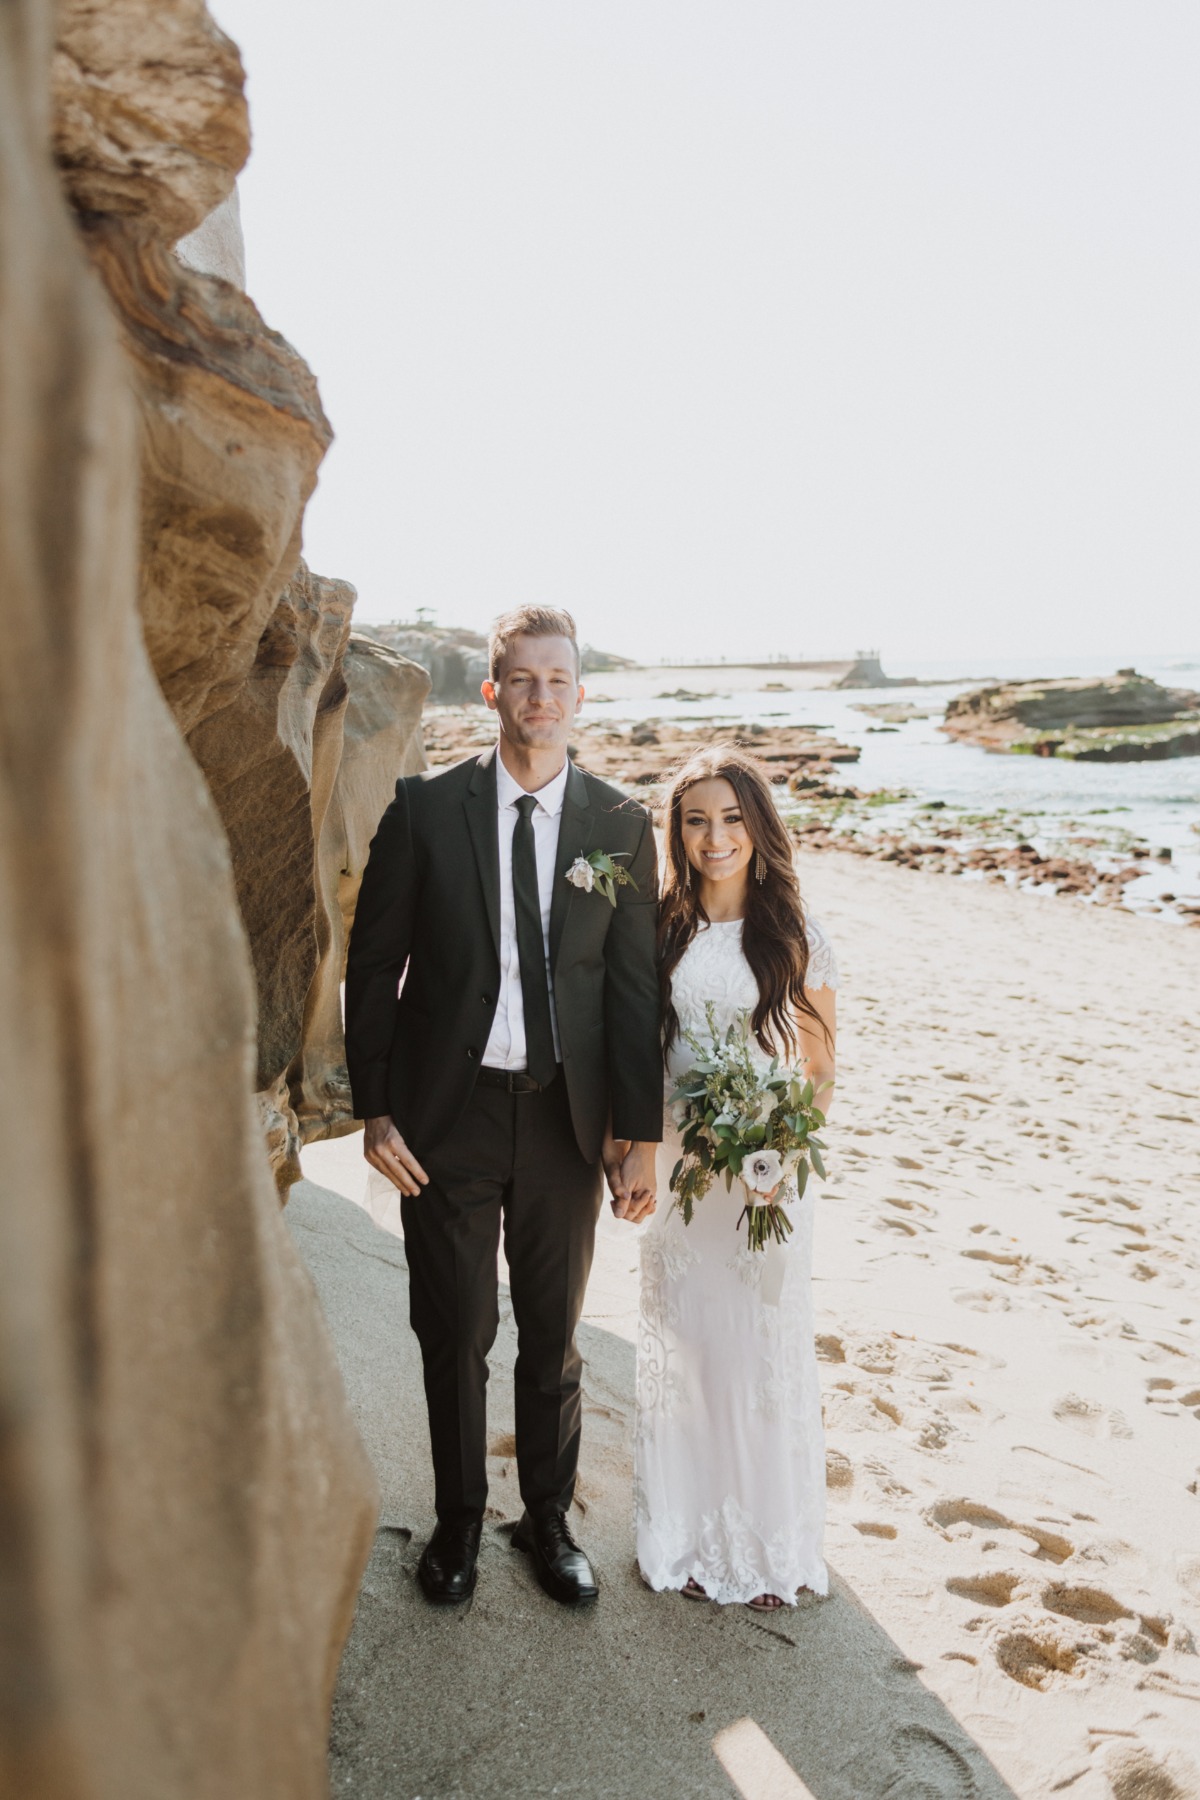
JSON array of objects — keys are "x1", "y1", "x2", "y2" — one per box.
[
  {"x1": 466, "y1": 1046, "x2": 478, "y2": 1059},
  {"x1": 481, "y1": 994, "x2": 492, "y2": 1006}
]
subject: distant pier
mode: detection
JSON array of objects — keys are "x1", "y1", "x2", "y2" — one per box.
[{"x1": 641, "y1": 651, "x2": 914, "y2": 689}]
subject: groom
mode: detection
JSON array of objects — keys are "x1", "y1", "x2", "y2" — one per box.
[{"x1": 345, "y1": 606, "x2": 661, "y2": 1608}]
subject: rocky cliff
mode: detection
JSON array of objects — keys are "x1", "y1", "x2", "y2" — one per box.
[
  {"x1": 0, "y1": 1, "x2": 416, "y2": 1793},
  {"x1": 943, "y1": 671, "x2": 1200, "y2": 760},
  {"x1": 360, "y1": 620, "x2": 635, "y2": 700}
]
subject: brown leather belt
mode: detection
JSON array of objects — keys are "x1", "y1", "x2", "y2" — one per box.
[{"x1": 475, "y1": 1065, "x2": 560, "y2": 1094}]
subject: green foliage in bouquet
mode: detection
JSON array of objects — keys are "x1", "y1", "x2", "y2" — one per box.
[{"x1": 668, "y1": 1002, "x2": 830, "y2": 1252}]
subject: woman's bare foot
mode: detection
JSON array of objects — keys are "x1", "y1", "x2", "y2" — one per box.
[{"x1": 747, "y1": 1591, "x2": 786, "y2": 1611}]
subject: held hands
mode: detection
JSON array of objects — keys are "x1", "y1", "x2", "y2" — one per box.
[
  {"x1": 602, "y1": 1135, "x2": 657, "y2": 1224},
  {"x1": 364, "y1": 1115, "x2": 429, "y2": 1198}
]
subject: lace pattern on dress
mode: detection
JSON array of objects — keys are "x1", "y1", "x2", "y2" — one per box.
[{"x1": 803, "y1": 911, "x2": 839, "y2": 992}]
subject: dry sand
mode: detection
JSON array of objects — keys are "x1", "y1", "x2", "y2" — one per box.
[{"x1": 298, "y1": 850, "x2": 1200, "y2": 1799}]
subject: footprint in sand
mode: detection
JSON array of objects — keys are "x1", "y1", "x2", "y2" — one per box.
[
  {"x1": 961, "y1": 1245, "x2": 1025, "y2": 1269},
  {"x1": 825, "y1": 1448, "x2": 854, "y2": 1490},
  {"x1": 1145, "y1": 1376, "x2": 1200, "y2": 1420},
  {"x1": 946, "y1": 1565, "x2": 1174, "y2": 1691},
  {"x1": 877, "y1": 1214, "x2": 925, "y2": 1237},
  {"x1": 989, "y1": 1614, "x2": 1088, "y2": 1690},
  {"x1": 952, "y1": 1287, "x2": 1014, "y2": 1312},
  {"x1": 924, "y1": 1498, "x2": 1075, "y2": 1564},
  {"x1": 890, "y1": 1724, "x2": 977, "y2": 1799},
  {"x1": 1053, "y1": 1393, "x2": 1135, "y2": 1439},
  {"x1": 853, "y1": 1520, "x2": 898, "y2": 1539},
  {"x1": 1039, "y1": 1580, "x2": 1136, "y2": 1627},
  {"x1": 1104, "y1": 1743, "x2": 1200, "y2": 1800},
  {"x1": 826, "y1": 1382, "x2": 905, "y2": 1434},
  {"x1": 945, "y1": 1570, "x2": 1029, "y2": 1608},
  {"x1": 861, "y1": 1457, "x2": 914, "y2": 1500}
]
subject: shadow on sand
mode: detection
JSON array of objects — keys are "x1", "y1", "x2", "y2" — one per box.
[{"x1": 289, "y1": 1182, "x2": 1018, "y2": 1800}]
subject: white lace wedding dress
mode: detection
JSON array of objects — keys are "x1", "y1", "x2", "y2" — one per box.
[{"x1": 635, "y1": 914, "x2": 838, "y2": 1605}]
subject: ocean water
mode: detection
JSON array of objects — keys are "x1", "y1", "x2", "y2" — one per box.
[{"x1": 582, "y1": 654, "x2": 1200, "y2": 921}]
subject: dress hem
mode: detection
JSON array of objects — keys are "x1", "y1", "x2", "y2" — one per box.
[{"x1": 637, "y1": 1558, "x2": 829, "y2": 1607}]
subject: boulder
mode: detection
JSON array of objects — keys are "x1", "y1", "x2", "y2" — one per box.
[
  {"x1": 0, "y1": 4, "x2": 378, "y2": 1797},
  {"x1": 52, "y1": 0, "x2": 248, "y2": 241}
]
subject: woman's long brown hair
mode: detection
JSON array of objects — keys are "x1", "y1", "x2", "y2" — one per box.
[{"x1": 658, "y1": 744, "x2": 827, "y2": 1060}]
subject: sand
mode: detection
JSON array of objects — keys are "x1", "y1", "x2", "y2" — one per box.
[{"x1": 297, "y1": 849, "x2": 1200, "y2": 1799}]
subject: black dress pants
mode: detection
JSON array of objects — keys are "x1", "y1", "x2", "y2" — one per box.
[{"x1": 400, "y1": 1071, "x2": 603, "y2": 1525}]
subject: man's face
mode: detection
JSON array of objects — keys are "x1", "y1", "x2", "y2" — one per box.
[{"x1": 482, "y1": 633, "x2": 583, "y2": 754}]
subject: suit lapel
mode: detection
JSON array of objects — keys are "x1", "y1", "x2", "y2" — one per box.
[
  {"x1": 464, "y1": 747, "x2": 502, "y2": 960},
  {"x1": 549, "y1": 760, "x2": 596, "y2": 973}
]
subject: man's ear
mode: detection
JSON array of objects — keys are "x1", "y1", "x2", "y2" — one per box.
[{"x1": 481, "y1": 678, "x2": 498, "y2": 710}]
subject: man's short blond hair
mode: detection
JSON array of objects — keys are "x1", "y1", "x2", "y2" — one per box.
[{"x1": 488, "y1": 606, "x2": 580, "y2": 681}]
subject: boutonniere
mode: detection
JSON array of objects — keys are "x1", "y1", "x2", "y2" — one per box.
[{"x1": 565, "y1": 849, "x2": 638, "y2": 908}]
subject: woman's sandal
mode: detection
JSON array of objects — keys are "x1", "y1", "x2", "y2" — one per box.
[
  {"x1": 747, "y1": 1592, "x2": 787, "y2": 1611},
  {"x1": 681, "y1": 1577, "x2": 709, "y2": 1601}
]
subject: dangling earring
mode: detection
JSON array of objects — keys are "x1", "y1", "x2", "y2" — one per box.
[{"x1": 754, "y1": 851, "x2": 767, "y2": 884}]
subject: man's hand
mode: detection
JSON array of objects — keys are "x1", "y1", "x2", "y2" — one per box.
[
  {"x1": 613, "y1": 1141, "x2": 657, "y2": 1224},
  {"x1": 364, "y1": 1115, "x2": 429, "y2": 1197},
  {"x1": 602, "y1": 1131, "x2": 631, "y2": 1210}
]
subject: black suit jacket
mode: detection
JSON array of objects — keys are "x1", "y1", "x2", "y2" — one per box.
[{"x1": 344, "y1": 747, "x2": 663, "y2": 1163}]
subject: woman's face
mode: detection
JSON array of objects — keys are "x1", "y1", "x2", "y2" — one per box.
[{"x1": 678, "y1": 777, "x2": 755, "y2": 885}]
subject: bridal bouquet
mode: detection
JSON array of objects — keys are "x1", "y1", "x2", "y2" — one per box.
[{"x1": 668, "y1": 1003, "x2": 829, "y2": 1252}]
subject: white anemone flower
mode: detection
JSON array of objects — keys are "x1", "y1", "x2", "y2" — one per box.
[{"x1": 742, "y1": 1149, "x2": 784, "y2": 1195}]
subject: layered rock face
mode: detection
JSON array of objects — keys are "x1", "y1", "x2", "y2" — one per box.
[
  {"x1": 1, "y1": 1, "x2": 397, "y2": 1794},
  {"x1": 293, "y1": 635, "x2": 431, "y2": 1152},
  {"x1": 56, "y1": 0, "x2": 430, "y2": 1182},
  {"x1": 943, "y1": 672, "x2": 1200, "y2": 760}
]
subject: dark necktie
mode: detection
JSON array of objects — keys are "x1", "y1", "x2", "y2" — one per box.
[{"x1": 512, "y1": 794, "x2": 557, "y2": 1086}]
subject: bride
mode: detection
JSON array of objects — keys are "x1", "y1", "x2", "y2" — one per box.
[{"x1": 635, "y1": 745, "x2": 838, "y2": 1611}]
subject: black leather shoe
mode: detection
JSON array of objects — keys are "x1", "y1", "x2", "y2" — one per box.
[
  {"x1": 417, "y1": 1519, "x2": 482, "y2": 1604},
  {"x1": 512, "y1": 1509, "x2": 599, "y2": 1606}
]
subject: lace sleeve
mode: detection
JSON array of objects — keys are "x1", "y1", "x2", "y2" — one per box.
[{"x1": 803, "y1": 913, "x2": 839, "y2": 991}]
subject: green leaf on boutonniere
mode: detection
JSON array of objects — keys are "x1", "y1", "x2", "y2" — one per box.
[{"x1": 565, "y1": 847, "x2": 639, "y2": 908}]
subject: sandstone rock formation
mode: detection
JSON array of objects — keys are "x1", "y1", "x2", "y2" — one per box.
[
  {"x1": 56, "y1": 3, "x2": 431, "y2": 1188},
  {"x1": 943, "y1": 671, "x2": 1200, "y2": 760},
  {"x1": 290, "y1": 636, "x2": 431, "y2": 1152},
  {"x1": 1, "y1": 2, "x2": 381, "y2": 1795},
  {"x1": 51, "y1": 0, "x2": 249, "y2": 239},
  {"x1": 82, "y1": 215, "x2": 334, "y2": 733}
]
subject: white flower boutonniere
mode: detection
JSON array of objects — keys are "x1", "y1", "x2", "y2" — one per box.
[{"x1": 565, "y1": 849, "x2": 638, "y2": 908}]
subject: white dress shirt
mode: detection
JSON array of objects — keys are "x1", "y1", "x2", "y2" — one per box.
[{"x1": 483, "y1": 755, "x2": 568, "y2": 1070}]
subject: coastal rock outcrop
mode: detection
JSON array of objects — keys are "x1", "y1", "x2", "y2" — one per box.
[
  {"x1": 361, "y1": 619, "x2": 636, "y2": 701},
  {"x1": 1, "y1": 3, "x2": 380, "y2": 1796},
  {"x1": 186, "y1": 562, "x2": 380, "y2": 1193},
  {"x1": 57, "y1": 0, "x2": 430, "y2": 1187},
  {"x1": 51, "y1": 0, "x2": 249, "y2": 240},
  {"x1": 943, "y1": 672, "x2": 1200, "y2": 760},
  {"x1": 289, "y1": 634, "x2": 431, "y2": 1156},
  {"x1": 80, "y1": 215, "x2": 334, "y2": 733}
]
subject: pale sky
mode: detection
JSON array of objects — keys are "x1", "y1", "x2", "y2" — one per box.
[{"x1": 212, "y1": 1, "x2": 1198, "y2": 664}]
